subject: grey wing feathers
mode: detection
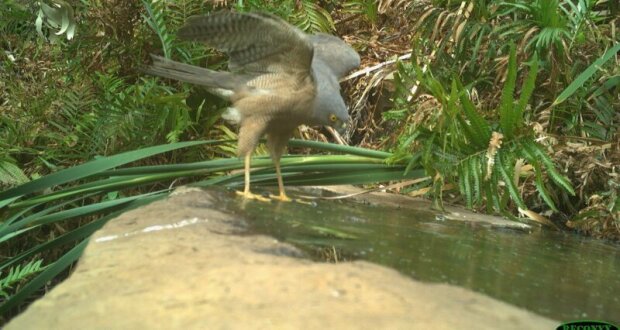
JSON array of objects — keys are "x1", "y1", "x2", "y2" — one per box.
[
  {"x1": 309, "y1": 33, "x2": 360, "y2": 79},
  {"x1": 178, "y1": 12, "x2": 314, "y2": 75}
]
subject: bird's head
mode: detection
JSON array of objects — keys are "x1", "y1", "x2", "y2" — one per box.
[
  {"x1": 326, "y1": 112, "x2": 348, "y2": 133},
  {"x1": 311, "y1": 59, "x2": 350, "y2": 133},
  {"x1": 311, "y1": 90, "x2": 349, "y2": 133}
]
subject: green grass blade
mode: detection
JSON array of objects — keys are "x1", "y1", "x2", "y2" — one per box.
[
  {"x1": 287, "y1": 139, "x2": 393, "y2": 159},
  {"x1": 101, "y1": 159, "x2": 240, "y2": 176},
  {"x1": 9, "y1": 174, "x2": 185, "y2": 209},
  {"x1": 253, "y1": 168, "x2": 426, "y2": 186},
  {"x1": 0, "y1": 141, "x2": 209, "y2": 202},
  {"x1": 2, "y1": 204, "x2": 38, "y2": 227},
  {"x1": 553, "y1": 42, "x2": 620, "y2": 106},
  {"x1": 0, "y1": 193, "x2": 165, "y2": 273},
  {"x1": 0, "y1": 227, "x2": 35, "y2": 246},
  {"x1": 0, "y1": 191, "x2": 166, "y2": 240},
  {"x1": 0, "y1": 196, "x2": 19, "y2": 209},
  {"x1": 3, "y1": 193, "x2": 99, "y2": 227}
]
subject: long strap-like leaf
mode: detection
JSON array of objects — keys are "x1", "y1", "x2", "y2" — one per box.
[
  {"x1": 0, "y1": 141, "x2": 209, "y2": 202},
  {"x1": 553, "y1": 42, "x2": 620, "y2": 106}
]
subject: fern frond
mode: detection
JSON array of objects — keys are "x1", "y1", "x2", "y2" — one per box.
[
  {"x1": 499, "y1": 43, "x2": 517, "y2": 139},
  {"x1": 523, "y1": 140, "x2": 575, "y2": 195},
  {"x1": 0, "y1": 161, "x2": 29, "y2": 187},
  {"x1": 292, "y1": 0, "x2": 334, "y2": 33},
  {"x1": 471, "y1": 155, "x2": 482, "y2": 203},
  {"x1": 483, "y1": 183, "x2": 493, "y2": 213},
  {"x1": 534, "y1": 160, "x2": 559, "y2": 211},
  {"x1": 489, "y1": 168, "x2": 502, "y2": 212},
  {"x1": 515, "y1": 52, "x2": 539, "y2": 123},
  {"x1": 342, "y1": 0, "x2": 378, "y2": 24},
  {"x1": 518, "y1": 141, "x2": 560, "y2": 211},
  {"x1": 142, "y1": 0, "x2": 174, "y2": 58},
  {"x1": 496, "y1": 152, "x2": 527, "y2": 209},
  {"x1": 402, "y1": 153, "x2": 421, "y2": 176},
  {"x1": 0, "y1": 259, "x2": 44, "y2": 298},
  {"x1": 421, "y1": 133, "x2": 437, "y2": 170},
  {"x1": 456, "y1": 80, "x2": 492, "y2": 148},
  {"x1": 459, "y1": 160, "x2": 473, "y2": 208}
]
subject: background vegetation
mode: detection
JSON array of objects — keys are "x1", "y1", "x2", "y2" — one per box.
[{"x1": 1, "y1": 0, "x2": 618, "y2": 323}]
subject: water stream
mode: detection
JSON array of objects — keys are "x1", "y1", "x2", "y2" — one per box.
[{"x1": 234, "y1": 190, "x2": 620, "y2": 324}]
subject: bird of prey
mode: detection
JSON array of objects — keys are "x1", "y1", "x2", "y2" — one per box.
[{"x1": 144, "y1": 11, "x2": 360, "y2": 201}]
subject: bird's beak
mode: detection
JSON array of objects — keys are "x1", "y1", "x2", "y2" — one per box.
[{"x1": 336, "y1": 121, "x2": 348, "y2": 134}]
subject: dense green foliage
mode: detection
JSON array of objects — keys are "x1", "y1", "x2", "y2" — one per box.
[
  {"x1": 383, "y1": 0, "x2": 618, "y2": 222},
  {"x1": 0, "y1": 0, "x2": 618, "y2": 322}
]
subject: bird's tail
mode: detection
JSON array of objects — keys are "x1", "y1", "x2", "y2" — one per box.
[{"x1": 143, "y1": 55, "x2": 244, "y2": 91}]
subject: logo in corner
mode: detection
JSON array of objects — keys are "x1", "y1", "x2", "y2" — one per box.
[{"x1": 556, "y1": 320, "x2": 618, "y2": 330}]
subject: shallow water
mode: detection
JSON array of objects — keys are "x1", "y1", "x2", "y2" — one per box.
[{"x1": 234, "y1": 190, "x2": 620, "y2": 324}]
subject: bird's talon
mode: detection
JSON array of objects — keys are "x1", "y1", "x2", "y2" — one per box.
[
  {"x1": 269, "y1": 194, "x2": 314, "y2": 205},
  {"x1": 269, "y1": 194, "x2": 293, "y2": 202},
  {"x1": 236, "y1": 190, "x2": 271, "y2": 202}
]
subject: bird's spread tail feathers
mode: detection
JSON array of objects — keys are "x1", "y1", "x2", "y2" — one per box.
[{"x1": 143, "y1": 55, "x2": 243, "y2": 91}]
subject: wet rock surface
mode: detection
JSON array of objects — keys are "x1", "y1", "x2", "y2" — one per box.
[
  {"x1": 315, "y1": 185, "x2": 533, "y2": 229},
  {"x1": 7, "y1": 187, "x2": 557, "y2": 329}
]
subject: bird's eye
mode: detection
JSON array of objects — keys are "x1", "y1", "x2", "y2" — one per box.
[{"x1": 329, "y1": 114, "x2": 338, "y2": 122}]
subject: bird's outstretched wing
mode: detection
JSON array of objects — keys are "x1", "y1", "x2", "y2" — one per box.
[
  {"x1": 178, "y1": 11, "x2": 314, "y2": 77},
  {"x1": 309, "y1": 33, "x2": 360, "y2": 79}
]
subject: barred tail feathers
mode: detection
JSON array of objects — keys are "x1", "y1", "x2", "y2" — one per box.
[{"x1": 144, "y1": 55, "x2": 241, "y2": 91}]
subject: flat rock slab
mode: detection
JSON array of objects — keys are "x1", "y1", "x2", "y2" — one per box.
[{"x1": 7, "y1": 187, "x2": 557, "y2": 329}]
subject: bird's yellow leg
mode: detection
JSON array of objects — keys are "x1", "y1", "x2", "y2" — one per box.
[
  {"x1": 269, "y1": 158, "x2": 293, "y2": 202},
  {"x1": 236, "y1": 153, "x2": 270, "y2": 202}
]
